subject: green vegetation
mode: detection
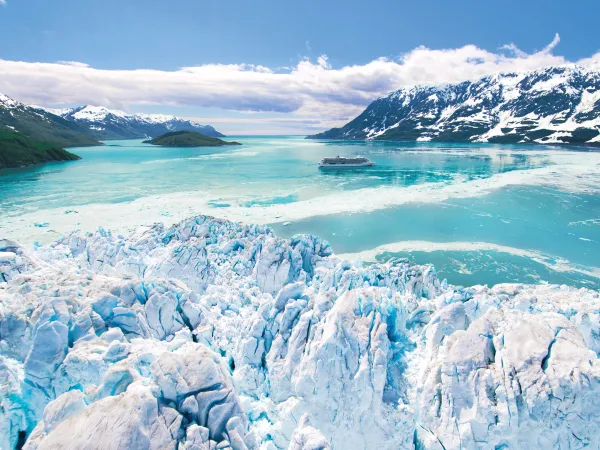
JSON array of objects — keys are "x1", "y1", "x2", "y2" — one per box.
[
  {"x1": 143, "y1": 131, "x2": 241, "y2": 147},
  {"x1": 0, "y1": 130, "x2": 81, "y2": 169},
  {"x1": 0, "y1": 106, "x2": 99, "y2": 148}
]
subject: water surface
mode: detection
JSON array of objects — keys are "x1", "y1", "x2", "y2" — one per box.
[{"x1": 1, "y1": 136, "x2": 599, "y2": 288}]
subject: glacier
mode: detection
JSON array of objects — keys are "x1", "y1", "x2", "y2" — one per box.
[{"x1": 1, "y1": 216, "x2": 599, "y2": 449}]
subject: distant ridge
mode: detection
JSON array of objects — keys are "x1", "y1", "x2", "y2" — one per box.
[
  {"x1": 36, "y1": 105, "x2": 225, "y2": 140},
  {"x1": 309, "y1": 65, "x2": 600, "y2": 146},
  {"x1": 0, "y1": 94, "x2": 99, "y2": 148}
]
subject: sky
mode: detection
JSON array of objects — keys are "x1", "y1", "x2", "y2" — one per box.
[{"x1": 1, "y1": 0, "x2": 600, "y2": 134}]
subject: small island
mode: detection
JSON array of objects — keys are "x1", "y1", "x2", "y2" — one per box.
[
  {"x1": 0, "y1": 130, "x2": 81, "y2": 169},
  {"x1": 143, "y1": 131, "x2": 241, "y2": 147}
]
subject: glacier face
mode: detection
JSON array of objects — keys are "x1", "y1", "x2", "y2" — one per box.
[
  {"x1": 1, "y1": 216, "x2": 599, "y2": 450},
  {"x1": 310, "y1": 65, "x2": 600, "y2": 145}
]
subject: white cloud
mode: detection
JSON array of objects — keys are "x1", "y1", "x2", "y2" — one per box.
[
  {"x1": 542, "y1": 33, "x2": 561, "y2": 54},
  {"x1": 574, "y1": 51, "x2": 600, "y2": 67},
  {"x1": 0, "y1": 0, "x2": 6, "y2": 6},
  {"x1": 55, "y1": 61, "x2": 91, "y2": 68},
  {"x1": 0, "y1": 34, "x2": 598, "y2": 132}
]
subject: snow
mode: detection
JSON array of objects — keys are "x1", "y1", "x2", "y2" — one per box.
[
  {"x1": 574, "y1": 89, "x2": 600, "y2": 115},
  {"x1": 42, "y1": 104, "x2": 214, "y2": 129},
  {"x1": 0, "y1": 93, "x2": 19, "y2": 108},
  {"x1": 438, "y1": 104, "x2": 458, "y2": 122},
  {"x1": 530, "y1": 75, "x2": 570, "y2": 93},
  {"x1": 70, "y1": 105, "x2": 129, "y2": 121},
  {"x1": 535, "y1": 131, "x2": 572, "y2": 144},
  {"x1": 343, "y1": 66, "x2": 600, "y2": 144},
  {"x1": 1, "y1": 215, "x2": 600, "y2": 449},
  {"x1": 427, "y1": 94, "x2": 439, "y2": 103},
  {"x1": 480, "y1": 110, "x2": 513, "y2": 140},
  {"x1": 32, "y1": 106, "x2": 75, "y2": 117},
  {"x1": 365, "y1": 121, "x2": 399, "y2": 139},
  {"x1": 134, "y1": 113, "x2": 208, "y2": 128},
  {"x1": 497, "y1": 72, "x2": 527, "y2": 101}
]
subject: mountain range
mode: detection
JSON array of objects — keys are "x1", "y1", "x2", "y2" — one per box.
[
  {"x1": 0, "y1": 93, "x2": 224, "y2": 147},
  {"x1": 310, "y1": 65, "x2": 600, "y2": 145},
  {"x1": 37, "y1": 105, "x2": 225, "y2": 140},
  {"x1": 0, "y1": 93, "x2": 225, "y2": 168},
  {"x1": 0, "y1": 94, "x2": 100, "y2": 148}
]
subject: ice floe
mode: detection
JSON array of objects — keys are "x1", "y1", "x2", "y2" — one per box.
[{"x1": 3, "y1": 145, "x2": 600, "y2": 246}]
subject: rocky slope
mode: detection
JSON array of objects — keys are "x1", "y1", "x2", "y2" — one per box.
[
  {"x1": 310, "y1": 65, "x2": 600, "y2": 145},
  {"x1": 0, "y1": 94, "x2": 99, "y2": 148},
  {"x1": 1, "y1": 215, "x2": 599, "y2": 449},
  {"x1": 39, "y1": 105, "x2": 225, "y2": 140}
]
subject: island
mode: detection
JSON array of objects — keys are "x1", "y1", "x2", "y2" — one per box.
[
  {"x1": 143, "y1": 131, "x2": 241, "y2": 147},
  {"x1": 0, "y1": 130, "x2": 81, "y2": 169}
]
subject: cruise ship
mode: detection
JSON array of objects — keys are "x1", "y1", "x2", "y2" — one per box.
[{"x1": 318, "y1": 156, "x2": 375, "y2": 168}]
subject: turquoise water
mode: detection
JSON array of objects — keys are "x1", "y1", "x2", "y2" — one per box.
[
  {"x1": 271, "y1": 186, "x2": 600, "y2": 288},
  {"x1": 1, "y1": 136, "x2": 599, "y2": 288},
  {"x1": 0, "y1": 137, "x2": 543, "y2": 217}
]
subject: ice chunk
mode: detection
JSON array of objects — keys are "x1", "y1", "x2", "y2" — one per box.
[
  {"x1": 24, "y1": 383, "x2": 180, "y2": 450},
  {"x1": 288, "y1": 415, "x2": 331, "y2": 450},
  {"x1": 0, "y1": 216, "x2": 599, "y2": 450}
]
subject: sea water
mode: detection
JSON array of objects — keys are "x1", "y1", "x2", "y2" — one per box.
[{"x1": 1, "y1": 136, "x2": 598, "y2": 288}]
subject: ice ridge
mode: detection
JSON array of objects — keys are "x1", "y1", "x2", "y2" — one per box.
[{"x1": 1, "y1": 216, "x2": 599, "y2": 449}]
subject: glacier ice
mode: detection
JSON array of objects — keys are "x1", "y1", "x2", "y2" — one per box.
[
  {"x1": 1, "y1": 215, "x2": 599, "y2": 449},
  {"x1": 288, "y1": 415, "x2": 331, "y2": 450}
]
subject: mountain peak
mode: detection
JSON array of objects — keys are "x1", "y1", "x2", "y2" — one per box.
[
  {"x1": 0, "y1": 93, "x2": 21, "y2": 109},
  {"x1": 67, "y1": 105, "x2": 129, "y2": 121},
  {"x1": 310, "y1": 65, "x2": 600, "y2": 145},
  {"x1": 33, "y1": 103, "x2": 225, "y2": 139},
  {"x1": 0, "y1": 95, "x2": 100, "y2": 147}
]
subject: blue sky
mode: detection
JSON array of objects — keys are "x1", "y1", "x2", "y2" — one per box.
[{"x1": 1, "y1": 0, "x2": 600, "y2": 134}]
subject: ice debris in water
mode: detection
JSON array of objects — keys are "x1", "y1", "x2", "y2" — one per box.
[{"x1": 1, "y1": 215, "x2": 600, "y2": 449}]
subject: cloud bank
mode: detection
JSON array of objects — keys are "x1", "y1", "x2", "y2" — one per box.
[{"x1": 1, "y1": 34, "x2": 600, "y2": 128}]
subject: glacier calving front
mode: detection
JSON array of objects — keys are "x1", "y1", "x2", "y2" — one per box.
[{"x1": 1, "y1": 216, "x2": 599, "y2": 449}]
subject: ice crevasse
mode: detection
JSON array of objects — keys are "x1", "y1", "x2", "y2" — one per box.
[{"x1": 0, "y1": 216, "x2": 599, "y2": 450}]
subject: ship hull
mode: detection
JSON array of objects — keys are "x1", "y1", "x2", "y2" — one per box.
[{"x1": 318, "y1": 162, "x2": 375, "y2": 168}]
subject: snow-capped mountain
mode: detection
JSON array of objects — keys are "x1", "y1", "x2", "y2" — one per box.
[
  {"x1": 0, "y1": 94, "x2": 99, "y2": 147},
  {"x1": 38, "y1": 105, "x2": 225, "y2": 140},
  {"x1": 310, "y1": 65, "x2": 600, "y2": 145},
  {"x1": 2, "y1": 215, "x2": 600, "y2": 449}
]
